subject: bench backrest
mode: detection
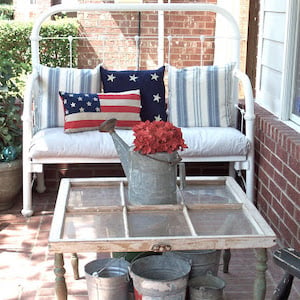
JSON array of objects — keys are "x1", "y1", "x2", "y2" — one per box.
[{"x1": 31, "y1": 3, "x2": 241, "y2": 132}]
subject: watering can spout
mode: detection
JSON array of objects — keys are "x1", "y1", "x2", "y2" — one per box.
[{"x1": 99, "y1": 119, "x2": 130, "y2": 178}]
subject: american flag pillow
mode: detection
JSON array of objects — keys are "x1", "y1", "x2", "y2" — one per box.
[
  {"x1": 100, "y1": 66, "x2": 167, "y2": 122},
  {"x1": 59, "y1": 90, "x2": 141, "y2": 133}
]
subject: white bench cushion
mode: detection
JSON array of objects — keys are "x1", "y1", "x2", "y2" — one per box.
[{"x1": 29, "y1": 127, "x2": 250, "y2": 160}]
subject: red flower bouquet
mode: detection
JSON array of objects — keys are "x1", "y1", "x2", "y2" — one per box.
[{"x1": 132, "y1": 120, "x2": 188, "y2": 155}]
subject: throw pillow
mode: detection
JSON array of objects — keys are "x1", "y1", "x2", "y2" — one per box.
[
  {"x1": 100, "y1": 66, "x2": 167, "y2": 122},
  {"x1": 168, "y1": 63, "x2": 236, "y2": 127},
  {"x1": 59, "y1": 90, "x2": 141, "y2": 133},
  {"x1": 36, "y1": 65, "x2": 101, "y2": 131}
]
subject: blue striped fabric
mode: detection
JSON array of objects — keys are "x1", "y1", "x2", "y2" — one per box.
[
  {"x1": 36, "y1": 65, "x2": 101, "y2": 131},
  {"x1": 168, "y1": 63, "x2": 235, "y2": 127}
]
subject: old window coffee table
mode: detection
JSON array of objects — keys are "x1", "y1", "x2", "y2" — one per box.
[{"x1": 48, "y1": 176, "x2": 276, "y2": 300}]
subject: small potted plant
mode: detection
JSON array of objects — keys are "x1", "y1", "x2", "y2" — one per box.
[{"x1": 0, "y1": 60, "x2": 22, "y2": 210}]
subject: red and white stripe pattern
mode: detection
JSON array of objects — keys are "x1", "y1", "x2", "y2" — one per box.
[{"x1": 61, "y1": 90, "x2": 141, "y2": 133}]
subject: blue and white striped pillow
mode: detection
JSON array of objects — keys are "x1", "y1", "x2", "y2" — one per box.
[
  {"x1": 35, "y1": 65, "x2": 100, "y2": 131},
  {"x1": 168, "y1": 63, "x2": 235, "y2": 127}
]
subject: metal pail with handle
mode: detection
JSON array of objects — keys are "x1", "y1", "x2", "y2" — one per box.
[
  {"x1": 129, "y1": 254, "x2": 191, "y2": 299},
  {"x1": 188, "y1": 272, "x2": 226, "y2": 300},
  {"x1": 85, "y1": 258, "x2": 130, "y2": 300}
]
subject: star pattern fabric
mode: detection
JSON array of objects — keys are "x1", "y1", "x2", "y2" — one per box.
[
  {"x1": 153, "y1": 93, "x2": 161, "y2": 102},
  {"x1": 107, "y1": 74, "x2": 116, "y2": 82},
  {"x1": 151, "y1": 73, "x2": 159, "y2": 81},
  {"x1": 129, "y1": 74, "x2": 138, "y2": 82},
  {"x1": 60, "y1": 92, "x2": 100, "y2": 115},
  {"x1": 100, "y1": 66, "x2": 167, "y2": 122}
]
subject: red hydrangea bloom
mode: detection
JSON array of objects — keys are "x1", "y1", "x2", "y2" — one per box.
[{"x1": 132, "y1": 121, "x2": 188, "y2": 154}]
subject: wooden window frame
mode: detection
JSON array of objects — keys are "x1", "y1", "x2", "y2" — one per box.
[{"x1": 281, "y1": 0, "x2": 300, "y2": 128}]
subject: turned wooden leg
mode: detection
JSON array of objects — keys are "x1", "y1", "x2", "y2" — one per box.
[
  {"x1": 254, "y1": 248, "x2": 268, "y2": 300},
  {"x1": 54, "y1": 253, "x2": 67, "y2": 300},
  {"x1": 71, "y1": 253, "x2": 79, "y2": 280},
  {"x1": 223, "y1": 249, "x2": 231, "y2": 273},
  {"x1": 272, "y1": 272, "x2": 294, "y2": 300}
]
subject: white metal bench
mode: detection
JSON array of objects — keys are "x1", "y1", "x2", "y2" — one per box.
[{"x1": 22, "y1": 3, "x2": 255, "y2": 217}]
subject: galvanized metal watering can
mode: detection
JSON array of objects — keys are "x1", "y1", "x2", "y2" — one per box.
[{"x1": 99, "y1": 119, "x2": 182, "y2": 205}]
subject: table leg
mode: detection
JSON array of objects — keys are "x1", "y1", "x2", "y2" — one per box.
[
  {"x1": 223, "y1": 249, "x2": 231, "y2": 273},
  {"x1": 71, "y1": 253, "x2": 79, "y2": 280},
  {"x1": 54, "y1": 253, "x2": 67, "y2": 300},
  {"x1": 254, "y1": 248, "x2": 268, "y2": 300}
]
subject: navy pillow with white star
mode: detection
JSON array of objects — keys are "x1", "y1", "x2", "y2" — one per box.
[{"x1": 100, "y1": 66, "x2": 167, "y2": 122}]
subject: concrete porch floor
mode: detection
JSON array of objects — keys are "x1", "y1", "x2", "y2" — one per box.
[{"x1": 0, "y1": 191, "x2": 299, "y2": 300}]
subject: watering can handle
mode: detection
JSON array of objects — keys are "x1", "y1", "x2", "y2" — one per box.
[
  {"x1": 99, "y1": 118, "x2": 117, "y2": 133},
  {"x1": 145, "y1": 153, "x2": 182, "y2": 165}
]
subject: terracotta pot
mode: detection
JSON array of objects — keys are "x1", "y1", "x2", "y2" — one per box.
[{"x1": 0, "y1": 159, "x2": 22, "y2": 210}]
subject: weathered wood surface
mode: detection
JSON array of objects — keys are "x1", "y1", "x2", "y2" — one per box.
[
  {"x1": 54, "y1": 253, "x2": 67, "y2": 300},
  {"x1": 272, "y1": 248, "x2": 300, "y2": 300},
  {"x1": 273, "y1": 248, "x2": 300, "y2": 278},
  {"x1": 49, "y1": 176, "x2": 277, "y2": 300},
  {"x1": 71, "y1": 253, "x2": 79, "y2": 280},
  {"x1": 254, "y1": 248, "x2": 268, "y2": 300},
  {"x1": 49, "y1": 176, "x2": 276, "y2": 254}
]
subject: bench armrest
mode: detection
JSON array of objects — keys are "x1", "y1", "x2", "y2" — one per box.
[
  {"x1": 233, "y1": 69, "x2": 255, "y2": 143},
  {"x1": 22, "y1": 71, "x2": 38, "y2": 156}
]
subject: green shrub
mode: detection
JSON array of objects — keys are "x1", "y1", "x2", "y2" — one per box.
[
  {"x1": 0, "y1": 5, "x2": 14, "y2": 20},
  {"x1": 0, "y1": 59, "x2": 22, "y2": 161},
  {"x1": 40, "y1": 18, "x2": 79, "y2": 67},
  {"x1": 0, "y1": 0, "x2": 13, "y2": 4},
  {"x1": 0, "y1": 18, "x2": 79, "y2": 97},
  {"x1": 0, "y1": 21, "x2": 32, "y2": 76}
]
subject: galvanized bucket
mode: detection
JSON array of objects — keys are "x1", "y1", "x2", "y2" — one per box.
[
  {"x1": 85, "y1": 258, "x2": 130, "y2": 300},
  {"x1": 129, "y1": 254, "x2": 191, "y2": 299},
  {"x1": 188, "y1": 273, "x2": 226, "y2": 300},
  {"x1": 167, "y1": 250, "x2": 221, "y2": 278},
  {"x1": 128, "y1": 149, "x2": 181, "y2": 205}
]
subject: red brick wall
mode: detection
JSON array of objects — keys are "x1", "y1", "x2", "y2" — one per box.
[
  {"x1": 255, "y1": 104, "x2": 300, "y2": 249},
  {"x1": 77, "y1": 0, "x2": 217, "y2": 69}
]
